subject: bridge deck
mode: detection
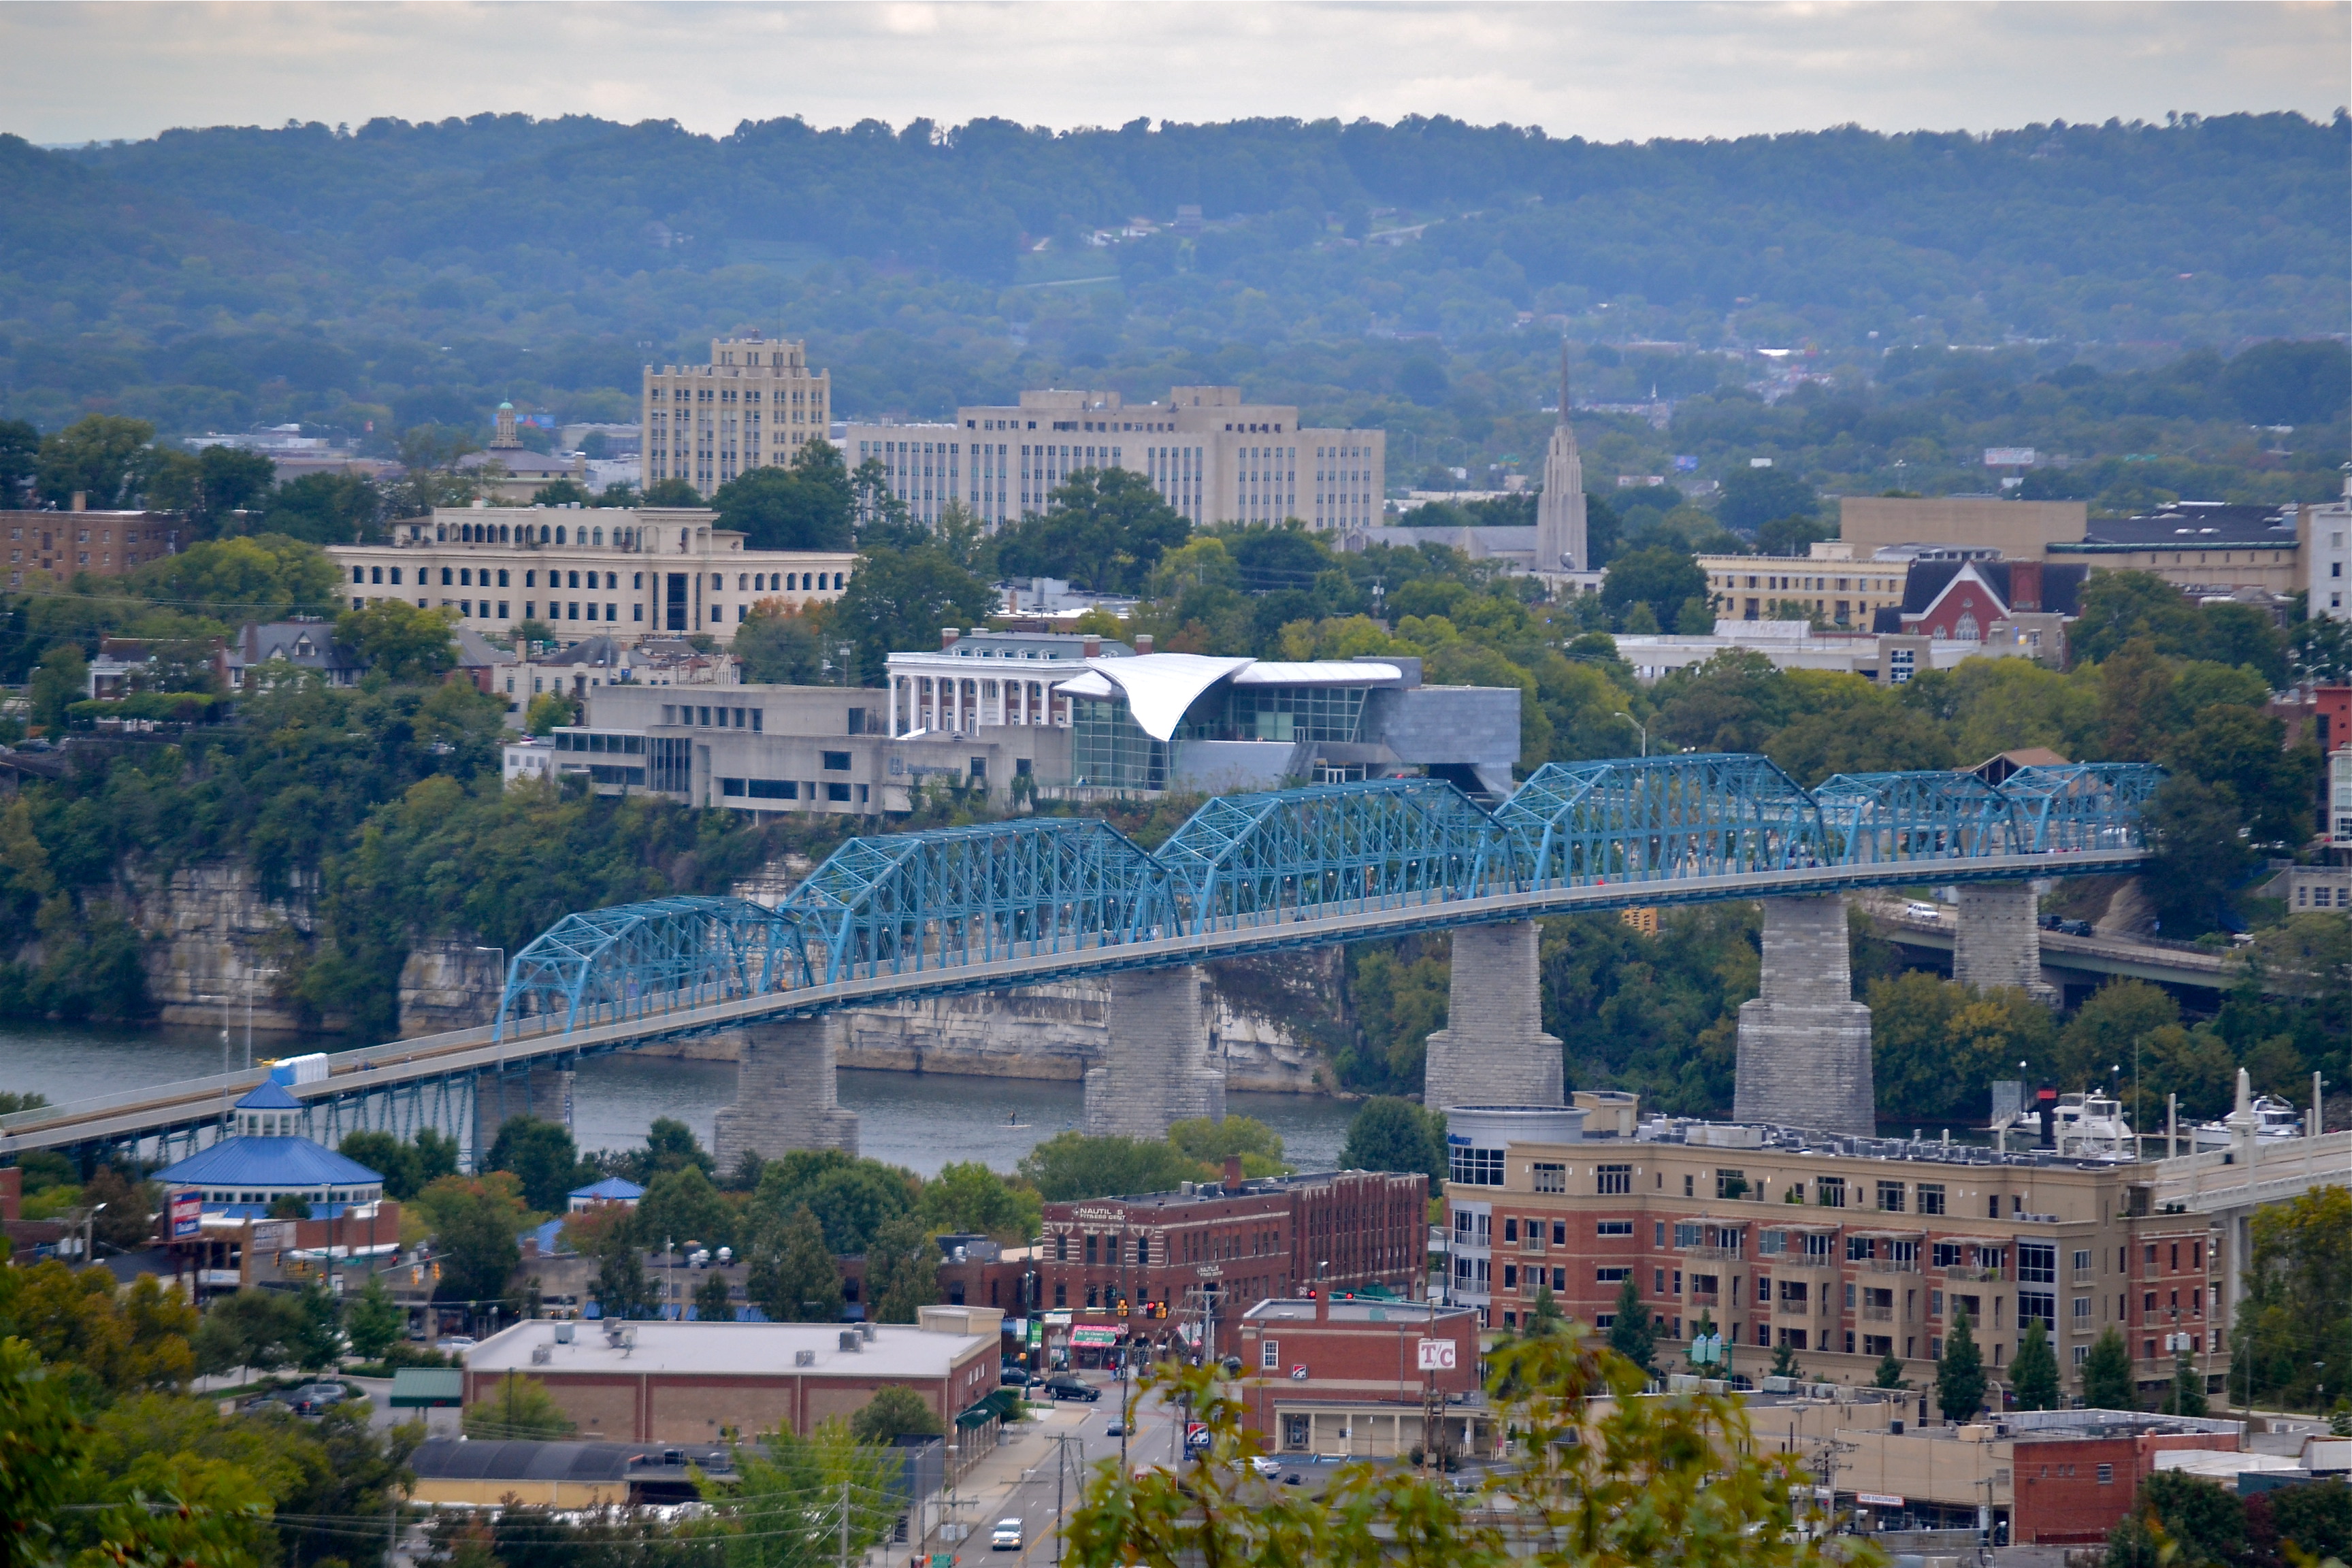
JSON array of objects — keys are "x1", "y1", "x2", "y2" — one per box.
[{"x1": 0, "y1": 847, "x2": 2145, "y2": 1156}]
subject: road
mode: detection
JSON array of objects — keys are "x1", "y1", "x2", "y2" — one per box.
[{"x1": 947, "y1": 1369, "x2": 1184, "y2": 1568}]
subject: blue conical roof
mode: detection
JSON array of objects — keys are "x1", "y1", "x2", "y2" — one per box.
[{"x1": 235, "y1": 1079, "x2": 302, "y2": 1111}]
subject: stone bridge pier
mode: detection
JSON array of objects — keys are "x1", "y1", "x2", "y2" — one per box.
[
  {"x1": 1734, "y1": 894, "x2": 1874, "y2": 1134},
  {"x1": 1083, "y1": 966, "x2": 1225, "y2": 1139},
  {"x1": 1953, "y1": 881, "x2": 2058, "y2": 1003},
  {"x1": 472, "y1": 1062, "x2": 575, "y2": 1161},
  {"x1": 711, "y1": 1017, "x2": 862, "y2": 1169},
  {"x1": 1422, "y1": 920, "x2": 1563, "y2": 1113}
]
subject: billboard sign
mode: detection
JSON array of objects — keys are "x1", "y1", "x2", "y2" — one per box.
[
  {"x1": 168, "y1": 1189, "x2": 203, "y2": 1241},
  {"x1": 1416, "y1": 1339, "x2": 1458, "y2": 1372},
  {"x1": 1983, "y1": 447, "x2": 2037, "y2": 467}
]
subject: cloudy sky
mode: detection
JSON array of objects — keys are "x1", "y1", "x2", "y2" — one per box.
[{"x1": 3, "y1": 2, "x2": 2345, "y2": 147}]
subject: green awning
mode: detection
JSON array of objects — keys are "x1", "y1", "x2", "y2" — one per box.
[
  {"x1": 389, "y1": 1368, "x2": 464, "y2": 1407},
  {"x1": 955, "y1": 1389, "x2": 1019, "y2": 1431}
]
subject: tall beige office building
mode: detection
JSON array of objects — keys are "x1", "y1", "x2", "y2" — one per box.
[
  {"x1": 643, "y1": 333, "x2": 831, "y2": 495},
  {"x1": 843, "y1": 385, "x2": 1384, "y2": 534}
]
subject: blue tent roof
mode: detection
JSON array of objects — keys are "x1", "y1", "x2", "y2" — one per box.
[
  {"x1": 570, "y1": 1177, "x2": 645, "y2": 1201},
  {"x1": 236, "y1": 1079, "x2": 303, "y2": 1111},
  {"x1": 154, "y1": 1137, "x2": 383, "y2": 1189}
]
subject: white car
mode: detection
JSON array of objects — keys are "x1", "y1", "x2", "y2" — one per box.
[
  {"x1": 1249, "y1": 1456, "x2": 1283, "y2": 1477},
  {"x1": 1903, "y1": 902, "x2": 1941, "y2": 921},
  {"x1": 991, "y1": 1519, "x2": 1024, "y2": 1551}
]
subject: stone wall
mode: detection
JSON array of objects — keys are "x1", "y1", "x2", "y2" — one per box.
[{"x1": 112, "y1": 862, "x2": 329, "y2": 1033}]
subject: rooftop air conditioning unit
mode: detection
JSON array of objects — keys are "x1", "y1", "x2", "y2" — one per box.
[
  {"x1": 554, "y1": 1322, "x2": 575, "y2": 1343},
  {"x1": 795, "y1": 1350, "x2": 817, "y2": 1367},
  {"x1": 860, "y1": 1322, "x2": 877, "y2": 1343},
  {"x1": 531, "y1": 1345, "x2": 553, "y2": 1365},
  {"x1": 840, "y1": 1330, "x2": 862, "y2": 1352}
]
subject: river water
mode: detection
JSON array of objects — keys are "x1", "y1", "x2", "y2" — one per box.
[{"x1": 0, "y1": 1022, "x2": 1357, "y2": 1176}]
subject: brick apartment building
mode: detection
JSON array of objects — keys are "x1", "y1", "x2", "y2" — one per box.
[
  {"x1": 1233, "y1": 1295, "x2": 1488, "y2": 1458},
  {"x1": 5, "y1": 509, "x2": 187, "y2": 587},
  {"x1": 1039, "y1": 1162, "x2": 1427, "y2": 1352},
  {"x1": 1444, "y1": 1103, "x2": 2227, "y2": 1399}
]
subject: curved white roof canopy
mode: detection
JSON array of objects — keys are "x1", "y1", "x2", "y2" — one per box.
[{"x1": 1049, "y1": 655, "x2": 1405, "y2": 741}]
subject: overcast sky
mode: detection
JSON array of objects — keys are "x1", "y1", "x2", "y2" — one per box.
[{"x1": 3, "y1": 2, "x2": 2345, "y2": 148}]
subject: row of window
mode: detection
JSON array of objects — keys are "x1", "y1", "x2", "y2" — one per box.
[{"x1": 718, "y1": 779, "x2": 855, "y2": 802}]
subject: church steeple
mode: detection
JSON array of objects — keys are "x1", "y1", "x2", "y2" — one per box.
[{"x1": 1535, "y1": 340, "x2": 1587, "y2": 573}]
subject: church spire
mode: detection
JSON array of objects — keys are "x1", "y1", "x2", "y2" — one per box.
[{"x1": 1558, "y1": 338, "x2": 1571, "y2": 427}]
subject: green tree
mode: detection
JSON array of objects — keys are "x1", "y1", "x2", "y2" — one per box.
[
  {"x1": 336, "y1": 599, "x2": 460, "y2": 683},
  {"x1": 28, "y1": 643, "x2": 88, "y2": 734},
  {"x1": 2104, "y1": 1470, "x2": 2245, "y2": 1568},
  {"x1": 2169, "y1": 1349, "x2": 2209, "y2": 1417},
  {"x1": 1938, "y1": 1306, "x2": 1986, "y2": 1422},
  {"x1": 0, "y1": 417, "x2": 38, "y2": 504},
  {"x1": 2146, "y1": 774, "x2": 2255, "y2": 936},
  {"x1": 345, "y1": 1275, "x2": 404, "y2": 1362},
  {"x1": 916, "y1": 1162, "x2": 1041, "y2": 1243},
  {"x1": 0, "y1": 1335, "x2": 91, "y2": 1568},
  {"x1": 829, "y1": 544, "x2": 998, "y2": 683},
  {"x1": 522, "y1": 690, "x2": 577, "y2": 734},
  {"x1": 464, "y1": 1370, "x2": 578, "y2": 1439},
  {"x1": 263, "y1": 472, "x2": 382, "y2": 544},
  {"x1": 642, "y1": 476, "x2": 700, "y2": 506},
  {"x1": 485, "y1": 1115, "x2": 586, "y2": 1215},
  {"x1": 1166, "y1": 1115, "x2": 1286, "y2": 1174},
  {"x1": 851, "y1": 1384, "x2": 945, "y2": 1444},
  {"x1": 289, "y1": 1281, "x2": 344, "y2": 1373},
  {"x1": 636, "y1": 1164, "x2": 731, "y2": 1258},
  {"x1": 700, "y1": 1417, "x2": 904, "y2": 1563},
  {"x1": 1716, "y1": 468, "x2": 1819, "y2": 535},
  {"x1": 590, "y1": 1220, "x2": 659, "y2": 1322},
  {"x1": 1873, "y1": 1351, "x2": 1910, "y2": 1390},
  {"x1": 144, "y1": 445, "x2": 278, "y2": 537},
  {"x1": 1016, "y1": 1132, "x2": 1211, "y2": 1203},
  {"x1": 747, "y1": 1205, "x2": 844, "y2": 1324},
  {"x1": 2082, "y1": 1326, "x2": 2136, "y2": 1410},
  {"x1": 693, "y1": 1269, "x2": 734, "y2": 1324},
  {"x1": 1608, "y1": 1274, "x2": 1654, "y2": 1373},
  {"x1": 36, "y1": 414, "x2": 156, "y2": 508},
  {"x1": 412, "y1": 1174, "x2": 527, "y2": 1316},
  {"x1": 733, "y1": 604, "x2": 827, "y2": 684},
  {"x1": 2234, "y1": 1185, "x2": 2352, "y2": 1411},
  {"x1": 1602, "y1": 545, "x2": 1707, "y2": 632},
  {"x1": 191, "y1": 1288, "x2": 301, "y2": 1381},
  {"x1": 137, "y1": 533, "x2": 342, "y2": 622},
  {"x1": 864, "y1": 1213, "x2": 938, "y2": 1325},
  {"x1": 2076, "y1": 573, "x2": 2200, "y2": 666},
  {"x1": 713, "y1": 444, "x2": 855, "y2": 551},
  {"x1": 1337, "y1": 1096, "x2": 1447, "y2": 1183},
  {"x1": 2012, "y1": 1318, "x2": 2060, "y2": 1411},
  {"x1": 1769, "y1": 1339, "x2": 1803, "y2": 1380},
  {"x1": 994, "y1": 466, "x2": 1190, "y2": 593}
]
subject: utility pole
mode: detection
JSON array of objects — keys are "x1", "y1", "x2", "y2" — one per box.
[{"x1": 837, "y1": 1478, "x2": 850, "y2": 1568}]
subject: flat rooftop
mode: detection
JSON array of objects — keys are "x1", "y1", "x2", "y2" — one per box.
[
  {"x1": 467, "y1": 1316, "x2": 996, "y2": 1380},
  {"x1": 1245, "y1": 1298, "x2": 1473, "y2": 1325}
]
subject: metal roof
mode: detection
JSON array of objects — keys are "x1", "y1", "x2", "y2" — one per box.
[
  {"x1": 154, "y1": 1136, "x2": 384, "y2": 1189},
  {"x1": 411, "y1": 1436, "x2": 732, "y2": 1481},
  {"x1": 570, "y1": 1177, "x2": 646, "y2": 1200},
  {"x1": 236, "y1": 1079, "x2": 302, "y2": 1111}
]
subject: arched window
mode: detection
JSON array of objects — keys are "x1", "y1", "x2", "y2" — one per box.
[
  {"x1": 593, "y1": 526, "x2": 604, "y2": 546},
  {"x1": 1954, "y1": 612, "x2": 1980, "y2": 642},
  {"x1": 555, "y1": 525, "x2": 567, "y2": 544},
  {"x1": 540, "y1": 525, "x2": 551, "y2": 543}
]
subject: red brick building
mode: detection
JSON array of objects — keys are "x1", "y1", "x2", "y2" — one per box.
[
  {"x1": 2008, "y1": 1424, "x2": 2244, "y2": 1545},
  {"x1": 4, "y1": 510, "x2": 187, "y2": 587},
  {"x1": 1233, "y1": 1295, "x2": 1490, "y2": 1458},
  {"x1": 1040, "y1": 1164, "x2": 1427, "y2": 1352}
]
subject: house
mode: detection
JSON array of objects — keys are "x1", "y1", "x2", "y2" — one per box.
[
  {"x1": 568, "y1": 1177, "x2": 645, "y2": 1213},
  {"x1": 231, "y1": 619, "x2": 365, "y2": 689},
  {"x1": 1882, "y1": 558, "x2": 2085, "y2": 662}
]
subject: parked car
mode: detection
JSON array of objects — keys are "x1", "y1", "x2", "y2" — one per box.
[
  {"x1": 288, "y1": 1383, "x2": 349, "y2": 1416},
  {"x1": 990, "y1": 1519, "x2": 1024, "y2": 1552},
  {"x1": 438, "y1": 1337, "x2": 477, "y2": 1352},
  {"x1": 1000, "y1": 1368, "x2": 1033, "y2": 1388},
  {"x1": 1043, "y1": 1377, "x2": 1099, "y2": 1402},
  {"x1": 1903, "y1": 902, "x2": 1941, "y2": 921},
  {"x1": 2057, "y1": 918, "x2": 2093, "y2": 936},
  {"x1": 1250, "y1": 1456, "x2": 1282, "y2": 1477}
]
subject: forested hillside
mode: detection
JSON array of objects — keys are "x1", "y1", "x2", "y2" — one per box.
[{"x1": 0, "y1": 110, "x2": 2343, "y2": 493}]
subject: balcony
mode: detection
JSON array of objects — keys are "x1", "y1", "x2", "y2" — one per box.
[
  {"x1": 1688, "y1": 1292, "x2": 1720, "y2": 1311},
  {"x1": 1861, "y1": 1306, "x2": 1895, "y2": 1322},
  {"x1": 1519, "y1": 1238, "x2": 1547, "y2": 1256},
  {"x1": 1865, "y1": 1258, "x2": 1921, "y2": 1275}
]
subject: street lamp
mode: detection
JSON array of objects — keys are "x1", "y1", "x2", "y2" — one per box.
[
  {"x1": 475, "y1": 947, "x2": 506, "y2": 1063},
  {"x1": 1612, "y1": 712, "x2": 1648, "y2": 758}
]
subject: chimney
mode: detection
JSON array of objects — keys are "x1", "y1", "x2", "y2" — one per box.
[
  {"x1": 941, "y1": 627, "x2": 960, "y2": 649},
  {"x1": 69, "y1": 491, "x2": 86, "y2": 512},
  {"x1": 1081, "y1": 634, "x2": 1101, "y2": 659},
  {"x1": 2036, "y1": 1085, "x2": 2059, "y2": 1149},
  {"x1": 2008, "y1": 560, "x2": 2043, "y2": 612},
  {"x1": 1223, "y1": 1156, "x2": 1243, "y2": 1192},
  {"x1": 1134, "y1": 633, "x2": 1154, "y2": 655}
]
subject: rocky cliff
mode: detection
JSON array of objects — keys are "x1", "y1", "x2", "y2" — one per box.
[{"x1": 113, "y1": 862, "x2": 332, "y2": 1033}]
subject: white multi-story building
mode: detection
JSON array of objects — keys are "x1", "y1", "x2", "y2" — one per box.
[
  {"x1": 325, "y1": 506, "x2": 853, "y2": 646},
  {"x1": 840, "y1": 385, "x2": 1384, "y2": 535},
  {"x1": 642, "y1": 332, "x2": 831, "y2": 494},
  {"x1": 2307, "y1": 478, "x2": 2351, "y2": 620}
]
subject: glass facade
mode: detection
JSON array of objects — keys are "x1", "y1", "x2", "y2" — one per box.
[
  {"x1": 1070, "y1": 698, "x2": 1166, "y2": 791},
  {"x1": 1175, "y1": 685, "x2": 1367, "y2": 743}
]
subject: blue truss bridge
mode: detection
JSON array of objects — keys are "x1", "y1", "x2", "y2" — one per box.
[{"x1": 0, "y1": 754, "x2": 2159, "y2": 1162}]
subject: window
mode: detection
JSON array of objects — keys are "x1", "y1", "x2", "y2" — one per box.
[
  {"x1": 2097, "y1": 1464, "x2": 2114, "y2": 1484},
  {"x1": 1450, "y1": 1145, "x2": 1503, "y2": 1186},
  {"x1": 826, "y1": 782, "x2": 852, "y2": 802},
  {"x1": 2074, "y1": 1249, "x2": 2093, "y2": 1277},
  {"x1": 1503, "y1": 1265, "x2": 1518, "y2": 1288},
  {"x1": 1878, "y1": 1181, "x2": 1906, "y2": 1213},
  {"x1": 1533, "y1": 1162, "x2": 1565, "y2": 1193},
  {"x1": 2019, "y1": 1243, "x2": 2056, "y2": 1284},
  {"x1": 1674, "y1": 1222, "x2": 1701, "y2": 1248},
  {"x1": 1716, "y1": 1169, "x2": 1749, "y2": 1200},
  {"x1": 1261, "y1": 1339, "x2": 1280, "y2": 1371},
  {"x1": 1596, "y1": 1164, "x2": 1632, "y2": 1196},
  {"x1": 1918, "y1": 1183, "x2": 1945, "y2": 1216},
  {"x1": 1503, "y1": 1218, "x2": 1518, "y2": 1242},
  {"x1": 821, "y1": 751, "x2": 851, "y2": 770},
  {"x1": 1596, "y1": 1220, "x2": 1633, "y2": 1237},
  {"x1": 2073, "y1": 1296, "x2": 2091, "y2": 1322},
  {"x1": 1654, "y1": 1268, "x2": 1666, "y2": 1293},
  {"x1": 1933, "y1": 1242, "x2": 1964, "y2": 1269},
  {"x1": 2019, "y1": 1292, "x2": 2056, "y2": 1328},
  {"x1": 1816, "y1": 1177, "x2": 1846, "y2": 1208},
  {"x1": 1595, "y1": 1267, "x2": 1631, "y2": 1284}
]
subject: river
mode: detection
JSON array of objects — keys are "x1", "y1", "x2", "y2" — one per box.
[{"x1": 0, "y1": 1022, "x2": 1357, "y2": 1176}]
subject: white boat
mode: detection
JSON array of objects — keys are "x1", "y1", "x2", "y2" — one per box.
[
  {"x1": 2050, "y1": 1093, "x2": 2137, "y2": 1160},
  {"x1": 2193, "y1": 1092, "x2": 2304, "y2": 1152}
]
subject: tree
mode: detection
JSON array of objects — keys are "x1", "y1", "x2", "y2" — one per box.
[
  {"x1": 916, "y1": 1162, "x2": 1041, "y2": 1243},
  {"x1": 1166, "y1": 1115, "x2": 1286, "y2": 1173},
  {"x1": 0, "y1": 1336, "x2": 91, "y2": 1568},
  {"x1": 2012, "y1": 1319, "x2": 2061, "y2": 1411},
  {"x1": 2082, "y1": 1326, "x2": 2136, "y2": 1410},
  {"x1": 1015, "y1": 1132, "x2": 1210, "y2": 1203},
  {"x1": 412, "y1": 1174, "x2": 527, "y2": 1316},
  {"x1": 1769, "y1": 1339, "x2": 1803, "y2": 1380},
  {"x1": 0, "y1": 417, "x2": 38, "y2": 504},
  {"x1": 1938, "y1": 1306, "x2": 1986, "y2": 1422},
  {"x1": 263, "y1": 472, "x2": 382, "y2": 544},
  {"x1": 734, "y1": 604, "x2": 828, "y2": 685},
  {"x1": 2169, "y1": 1348, "x2": 2209, "y2": 1417},
  {"x1": 642, "y1": 476, "x2": 700, "y2": 506},
  {"x1": 2235, "y1": 1185, "x2": 2352, "y2": 1411},
  {"x1": 1602, "y1": 546, "x2": 1706, "y2": 632},
  {"x1": 589, "y1": 1220, "x2": 659, "y2": 1322},
  {"x1": 144, "y1": 445, "x2": 278, "y2": 537},
  {"x1": 135, "y1": 532, "x2": 341, "y2": 621},
  {"x1": 747, "y1": 1205, "x2": 843, "y2": 1324},
  {"x1": 464, "y1": 1371, "x2": 578, "y2": 1439},
  {"x1": 522, "y1": 690, "x2": 576, "y2": 734},
  {"x1": 864, "y1": 1213, "x2": 939, "y2": 1325},
  {"x1": 1873, "y1": 1352, "x2": 1910, "y2": 1390},
  {"x1": 851, "y1": 1384, "x2": 945, "y2": 1444},
  {"x1": 77, "y1": 1165, "x2": 155, "y2": 1254},
  {"x1": 1608, "y1": 1274, "x2": 1654, "y2": 1374},
  {"x1": 1716, "y1": 467, "x2": 1818, "y2": 535},
  {"x1": 335, "y1": 600, "x2": 459, "y2": 683},
  {"x1": 485, "y1": 1115, "x2": 586, "y2": 1214},
  {"x1": 289, "y1": 1281, "x2": 345, "y2": 1373},
  {"x1": 1338, "y1": 1096, "x2": 1447, "y2": 1183},
  {"x1": 36, "y1": 415, "x2": 156, "y2": 508},
  {"x1": 693, "y1": 1270, "x2": 735, "y2": 1324},
  {"x1": 829, "y1": 544, "x2": 998, "y2": 683},
  {"x1": 2104, "y1": 1471, "x2": 2246, "y2": 1568},
  {"x1": 1754, "y1": 512, "x2": 1835, "y2": 557},
  {"x1": 345, "y1": 1275, "x2": 404, "y2": 1362},
  {"x1": 192, "y1": 1288, "x2": 301, "y2": 1382},
  {"x1": 2146, "y1": 775, "x2": 2254, "y2": 937},
  {"x1": 712, "y1": 444, "x2": 855, "y2": 552},
  {"x1": 635, "y1": 1164, "x2": 730, "y2": 1257},
  {"x1": 994, "y1": 467, "x2": 1190, "y2": 593},
  {"x1": 28, "y1": 644, "x2": 88, "y2": 734}
]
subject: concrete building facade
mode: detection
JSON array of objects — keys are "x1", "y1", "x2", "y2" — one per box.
[
  {"x1": 642, "y1": 333, "x2": 832, "y2": 493},
  {"x1": 325, "y1": 506, "x2": 853, "y2": 647}
]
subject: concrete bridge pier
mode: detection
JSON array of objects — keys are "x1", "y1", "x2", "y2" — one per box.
[
  {"x1": 1083, "y1": 966, "x2": 1224, "y2": 1139},
  {"x1": 1953, "y1": 881, "x2": 2058, "y2": 1003},
  {"x1": 1733, "y1": 894, "x2": 1874, "y2": 1134},
  {"x1": 711, "y1": 1017, "x2": 861, "y2": 1170},
  {"x1": 472, "y1": 1062, "x2": 575, "y2": 1161},
  {"x1": 1422, "y1": 920, "x2": 1563, "y2": 1112}
]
